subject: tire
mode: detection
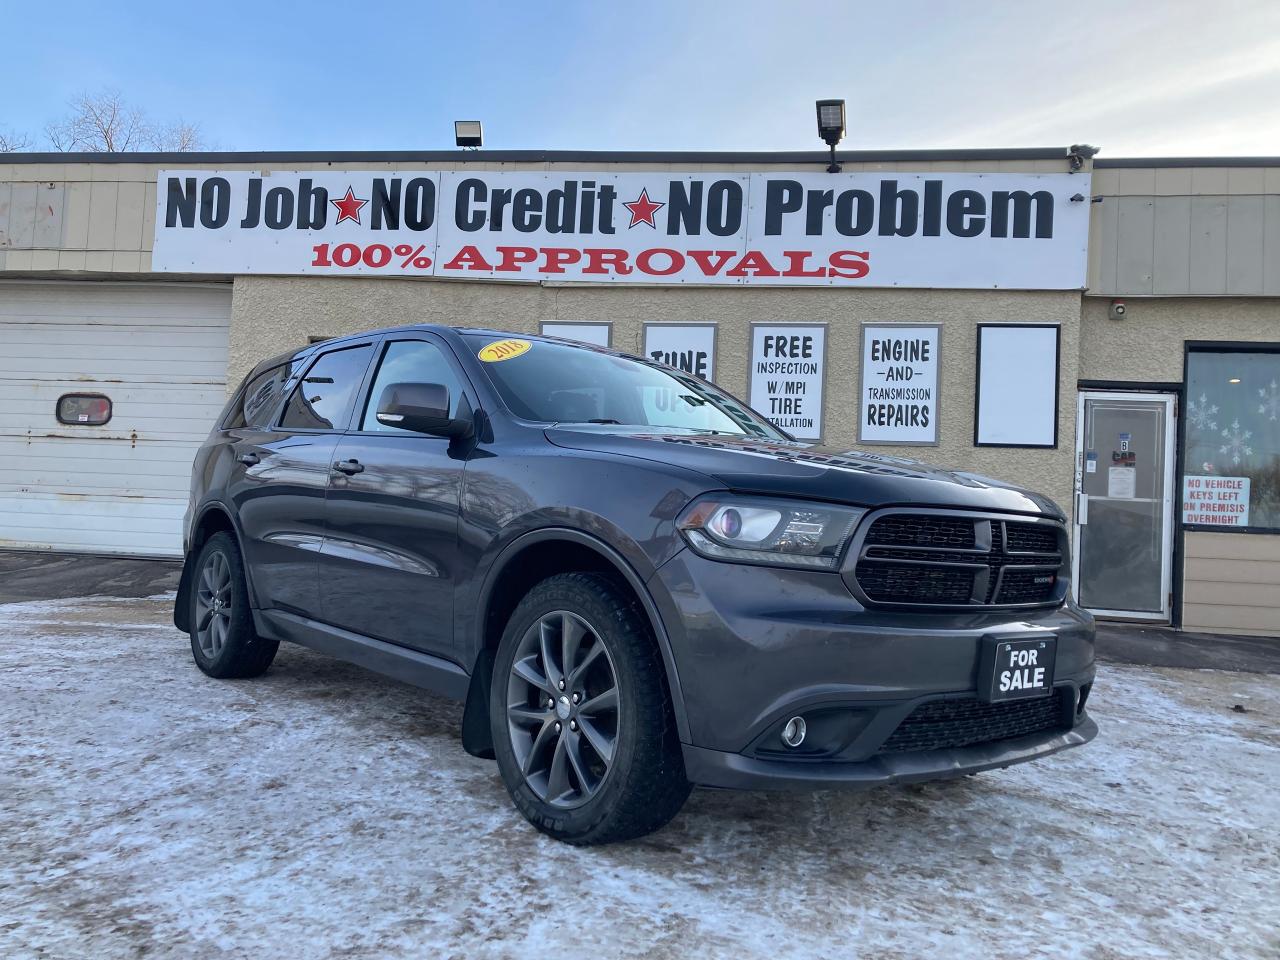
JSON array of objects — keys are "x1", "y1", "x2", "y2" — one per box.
[
  {"x1": 188, "y1": 531, "x2": 278, "y2": 679},
  {"x1": 490, "y1": 572, "x2": 691, "y2": 845}
]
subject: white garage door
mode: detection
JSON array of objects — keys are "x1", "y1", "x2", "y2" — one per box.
[{"x1": 0, "y1": 281, "x2": 232, "y2": 557}]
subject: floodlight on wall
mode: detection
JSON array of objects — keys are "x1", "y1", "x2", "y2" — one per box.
[
  {"x1": 815, "y1": 99, "x2": 846, "y2": 173},
  {"x1": 455, "y1": 120, "x2": 483, "y2": 149}
]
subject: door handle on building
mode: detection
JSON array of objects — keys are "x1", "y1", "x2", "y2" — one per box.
[
  {"x1": 1076, "y1": 493, "x2": 1088, "y2": 524},
  {"x1": 333, "y1": 459, "x2": 365, "y2": 475}
]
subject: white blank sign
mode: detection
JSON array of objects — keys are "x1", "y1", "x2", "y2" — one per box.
[
  {"x1": 975, "y1": 325, "x2": 1059, "y2": 447},
  {"x1": 540, "y1": 322, "x2": 611, "y2": 347}
]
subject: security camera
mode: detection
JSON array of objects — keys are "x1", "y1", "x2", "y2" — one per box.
[
  {"x1": 1109, "y1": 300, "x2": 1126, "y2": 321},
  {"x1": 1066, "y1": 143, "x2": 1100, "y2": 172}
]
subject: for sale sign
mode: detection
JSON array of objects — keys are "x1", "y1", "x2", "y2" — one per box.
[
  {"x1": 152, "y1": 169, "x2": 1091, "y2": 289},
  {"x1": 1183, "y1": 475, "x2": 1251, "y2": 527}
]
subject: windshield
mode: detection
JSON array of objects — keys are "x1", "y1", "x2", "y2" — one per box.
[{"x1": 463, "y1": 334, "x2": 786, "y2": 439}]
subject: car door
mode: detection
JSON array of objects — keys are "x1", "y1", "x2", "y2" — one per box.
[
  {"x1": 317, "y1": 334, "x2": 473, "y2": 660},
  {"x1": 231, "y1": 341, "x2": 377, "y2": 617}
]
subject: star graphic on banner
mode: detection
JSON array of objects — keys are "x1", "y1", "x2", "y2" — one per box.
[
  {"x1": 622, "y1": 188, "x2": 664, "y2": 228},
  {"x1": 331, "y1": 187, "x2": 368, "y2": 225}
]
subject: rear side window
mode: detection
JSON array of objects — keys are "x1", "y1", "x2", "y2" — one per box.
[
  {"x1": 279, "y1": 344, "x2": 374, "y2": 431},
  {"x1": 360, "y1": 340, "x2": 466, "y2": 432},
  {"x1": 235, "y1": 364, "x2": 289, "y2": 429}
]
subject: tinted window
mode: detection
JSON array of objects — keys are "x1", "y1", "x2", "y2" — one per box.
[
  {"x1": 236, "y1": 364, "x2": 289, "y2": 429},
  {"x1": 462, "y1": 335, "x2": 783, "y2": 439},
  {"x1": 1185, "y1": 348, "x2": 1280, "y2": 531},
  {"x1": 280, "y1": 345, "x2": 374, "y2": 431},
  {"x1": 361, "y1": 340, "x2": 466, "y2": 432}
]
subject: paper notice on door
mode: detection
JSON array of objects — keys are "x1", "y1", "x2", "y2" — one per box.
[{"x1": 1107, "y1": 466, "x2": 1137, "y2": 499}]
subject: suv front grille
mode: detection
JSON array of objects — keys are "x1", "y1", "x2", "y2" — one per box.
[
  {"x1": 877, "y1": 690, "x2": 1068, "y2": 754},
  {"x1": 850, "y1": 511, "x2": 1065, "y2": 608}
]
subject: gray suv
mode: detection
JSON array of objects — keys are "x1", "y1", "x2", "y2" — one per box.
[{"x1": 175, "y1": 326, "x2": 1097, "y2": 844}]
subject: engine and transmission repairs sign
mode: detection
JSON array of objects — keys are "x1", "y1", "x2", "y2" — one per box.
[
  {"x1": 859, "y1": 324, "x2": 941, "y2": 444},
  {"x1": 151, "y1": 169, "x2": 1091, "y2": 289}
]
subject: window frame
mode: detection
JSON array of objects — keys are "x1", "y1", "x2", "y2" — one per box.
[
  {"x1": 350, "y1": 333, "x2": 480, "y2": 437},
  {"x1": 56, "y1": 392, "x2": 112, "y2": 427},
  {"x1": 1181, "y1": 340, "x2": 1280, "y2": 536},
  {"x1": 275, "y1": 340, "x2": 381, "y2": 434}
]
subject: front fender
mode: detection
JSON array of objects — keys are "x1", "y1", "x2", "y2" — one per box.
[{"x1": 460, "y1": 526, "x2": 693, "y2": 753}]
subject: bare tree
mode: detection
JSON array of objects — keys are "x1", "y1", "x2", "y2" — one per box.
[
  {"x1": 46, "y1": 90, "x2": 205, "y2": 152},
  {"x1": 0, "y1": 128, "x2": 32, "y2": 152}
]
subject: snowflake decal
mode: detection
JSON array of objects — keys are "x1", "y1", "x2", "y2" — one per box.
[
  {"x1": 1187, "y1": 392, "x2": 1219, "y2": 433},
  {"x1": 1219, "y1": 419, "x2": 1254, "y2": 466},
  {"x1": 1259, "y1": 378, "x2": 1280, "y2": 422}
]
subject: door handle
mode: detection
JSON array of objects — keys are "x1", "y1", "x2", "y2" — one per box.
[
  {"x1": 237, "y1": 452, "x2": 260, "y2": 466},
  {"x1": 332, "y1": 459, "x2": 365, "y2": 475}
]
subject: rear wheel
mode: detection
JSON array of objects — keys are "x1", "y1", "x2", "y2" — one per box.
[
  {"x1": 490, "y1": 572, "x2": 690, "y2": 844},
  {"x1": 188, "y1": 531, "x2": 278, "y2": 679}
]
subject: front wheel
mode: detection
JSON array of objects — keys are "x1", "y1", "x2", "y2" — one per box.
[
  {"x1": 490, "y1": 572, "x2": 690, "y2": 844},
  {"x1": 188, "y1": 531, "x2": 278, "y2": 679}
]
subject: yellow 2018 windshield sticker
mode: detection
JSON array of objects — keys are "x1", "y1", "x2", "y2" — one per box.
[{"x1": 478, "y1": 339, "x2": 532, "y2": 362}]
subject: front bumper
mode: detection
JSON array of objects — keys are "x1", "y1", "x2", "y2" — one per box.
[
  {"x1": 685, "y1": 714, "x2": 1098, "y2": 790},
  {"x1": 648, "y1": 549, "x2": 1097, "y2": 787}
]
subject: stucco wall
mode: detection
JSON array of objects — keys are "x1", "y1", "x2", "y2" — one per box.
[
  {"x1": 230, "y1": 276, "x2": 1081, "y2": 512},
  {"x1": 1079, "y1": 295, "x2": 1280, "y2": 382}
]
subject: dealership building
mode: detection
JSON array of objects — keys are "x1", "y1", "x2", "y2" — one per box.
[{"x1": 0, "y1": 146, "x2": 1277, "y2": 637}]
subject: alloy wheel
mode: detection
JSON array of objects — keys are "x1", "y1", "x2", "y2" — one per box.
[
  {"x1": 195, "y1": 550, "x2": 233, "y2": 659},
  {"x1": 506, "y1": 610, "x2": 620, "y2": 808}
]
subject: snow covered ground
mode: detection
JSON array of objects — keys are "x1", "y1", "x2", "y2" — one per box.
[{"x1": 1, "y1": 594, "x2": 1277, "y2": 960}]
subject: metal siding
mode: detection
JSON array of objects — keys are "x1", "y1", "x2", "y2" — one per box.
[
  {"x1": 61, "y1": 181, "x2": 92, "y2": 249},
  {"x1": 1225, "y1": 195, "x2": 1265, "y2": 294},
  {"x1": 1115, "y1": 197, "x2": 1155, "y2": 294},
  {"x1": 1092, "y1": 194, "x2": 1119, "y2": 293},
  {"x1": 1266, "y1": 196, "x2": 1280, "y2": 296},
  {"x1": 6, "y1": 183, "x2": 38, "y2": 247},
  {"x1": 0, "y1": 281, "x2": 231, "y2": 557},
  {"x1": 85, "y1": 181, "x2": 119, "y2": 252},
  {"x1": 1151, "y1": 197, "x2": 1192, "y2": 295},
  {"x1": 1188, "y1": 197, "x2": 1228, "y2": 294}
]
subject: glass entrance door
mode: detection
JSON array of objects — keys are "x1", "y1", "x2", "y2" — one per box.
[{"x1": 1073, "y1": 391, "x2": 1176, "y2": 619}]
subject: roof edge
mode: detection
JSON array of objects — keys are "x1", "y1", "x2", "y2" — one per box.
[
  {"x1": 2, "y1": 146, "x2": 1073, "y2": 165},
  {"x1": 1095, "y1": 156, "x2": 1280, "y2": 168}
]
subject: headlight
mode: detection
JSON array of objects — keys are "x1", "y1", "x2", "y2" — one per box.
[{"x1": 677, "y1": 496, "x2": 866, "y2": 569}]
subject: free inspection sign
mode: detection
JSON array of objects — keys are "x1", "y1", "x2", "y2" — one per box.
[{"x1": 151, "y1": 169, "x2": 1091, "y2": 289}]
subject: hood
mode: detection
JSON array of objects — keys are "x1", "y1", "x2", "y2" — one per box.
[{"x1": 544, "y1": 427, "x2": 1064, "y2": 519}]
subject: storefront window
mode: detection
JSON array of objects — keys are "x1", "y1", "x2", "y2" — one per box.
[{"x1": 1183, "y1": 347, "x2": 1280, "y2": 531}]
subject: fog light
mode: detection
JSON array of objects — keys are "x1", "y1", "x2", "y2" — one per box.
[{"x1": 781, "y1": 716, "x2": 807, "y2": 748}]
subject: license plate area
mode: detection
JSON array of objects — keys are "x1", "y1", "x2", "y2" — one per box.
[{"x1": 979, "y1": 636, "x2": 1057, "y2": 703}]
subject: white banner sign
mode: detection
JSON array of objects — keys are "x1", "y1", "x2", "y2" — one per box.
[
  {"x1": 540, "y1": 322, "x2": 611, "y2": 347},
  {"x1": 1182, "y1": 475, "x2": 1251, "y2": 527},
  {"x1": 749, "y1": 325, "x2": 826, "y2": 441},
  {"x1": 152, "y1": 169, "x2": 1091, "y2": 289},
  {"x1": 644, "y1": 324, "x2": 716, "y2": 380},
  {"x1": 859, "y1": 324, "x2": 940, "y2": 444}
]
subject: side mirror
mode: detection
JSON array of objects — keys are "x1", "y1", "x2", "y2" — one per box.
[{"x1": 376, "y1": 382, "x2": 474, "y2": 439}]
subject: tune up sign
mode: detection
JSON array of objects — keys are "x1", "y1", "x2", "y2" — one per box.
[{"x1": 151, "y1": 169, "x2": 1091, "y2": 289}]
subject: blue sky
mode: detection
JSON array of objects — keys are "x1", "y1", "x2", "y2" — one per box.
[{"x1": 3, "y1": 0, "x2": 1278, "y2": 156}]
